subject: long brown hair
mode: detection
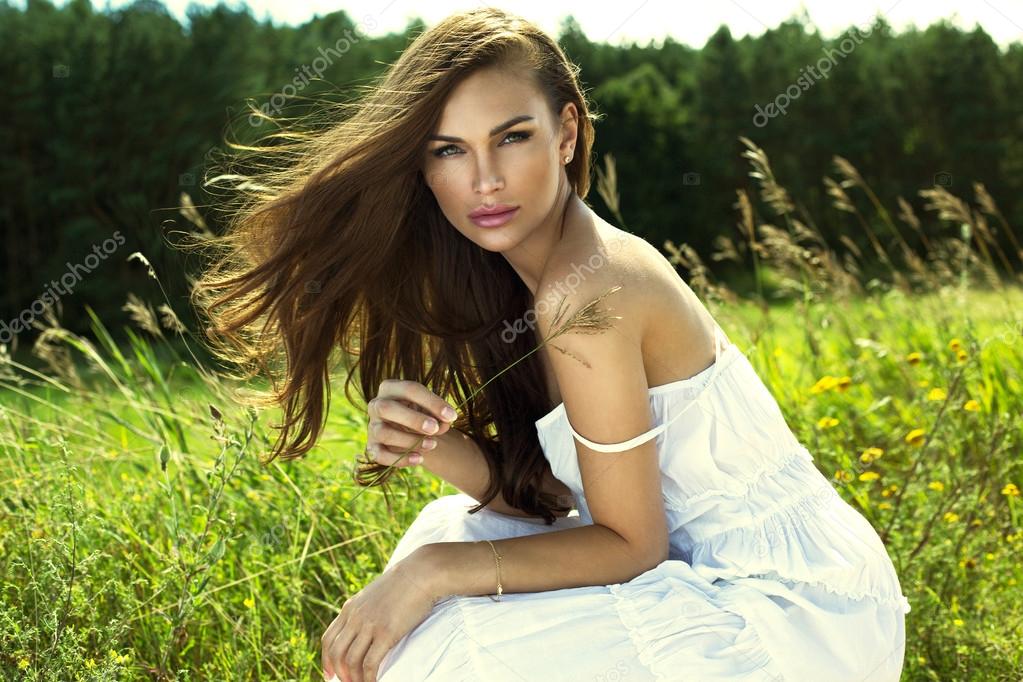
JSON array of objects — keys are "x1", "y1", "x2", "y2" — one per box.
[{"x1": 190, "y1": 7, "x2": 598, "y2": 524}]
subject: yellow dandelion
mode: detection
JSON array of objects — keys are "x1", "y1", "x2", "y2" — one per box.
[
  {"x1": 834, "y1": 469, "x2": 853, "y2": 483},
  {"x1": 811, "y1": 375, "x2": 840, "y2": 394},
  {"x1": 948, "y1": 338, "x2": 962, "y2": 351},
  {"x1": 905, "y1": 428, "x2": 926, "y2": 446},
  {"x1": 243, "y1": 596, "x2": 255, "y2": 609},
  {"x1": 917, "y1": 655, "x2": 927, "y2": 665},
  {"x1": 1001, "y1": 483, "x2": 1020, "y2": 497},
  {"x1": 926, "y1": 387, "x2": 947, "y2": 401},
  {"x1": 944, "y1": 511, "x2": 959, "y2": 523},
  {"x1": 860, "y1": 447, "x2": 884, "y2": 464},
  {"x1": 877, "y1": 502, "x2": 892, "y2": 510},
  {"x1": 956, "y1": 349, "x2": 968, "y2": 362},
  {"x1": 905, "y1": 351, "x2": 923, "y2": 365},
  {"x1": 928, "y1": 480, "x2": 945, "y2": 492},
  {"x1": 952, "y1": 618, "x2": 964, "y2": 627},
  {"x1": 958, "y1": 557, "x2": 977, "y2": 569},
  {"x1": 18, "y1": 658, "x2": 29, "y2": 670},
  {"x1": 858, "y1": 471, "x2": 881, "y2": 482},
  {"x1": 985, "y1": 552, "x2": 995, "y2": 561},
  {"x1": 85, "y1": 658, "x2": 96, "y2": 670},
  {"x1": 817, "y1": 416, "x2": 840, "y2": 429},
  {"x1": 963, "y1": 399, "x2": 980, "y2": 412},
  {"x1": 881, "y1": 489, "x2": 892, "y2": 498},
  {"x1": 835, "y1": 376, "x2": 852, "y2": 392},
  {"x1": 970, "y1": 519, "x2": 983, "y2": 527}
]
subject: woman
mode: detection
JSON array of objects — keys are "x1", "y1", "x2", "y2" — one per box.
[{"x1": 194, "y1": 8, "x2": 910, "y2": 682}]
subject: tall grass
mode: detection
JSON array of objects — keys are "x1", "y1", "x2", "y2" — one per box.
[{"x1": 1, "y1": 139, "x2": 1021, "y2": 680}]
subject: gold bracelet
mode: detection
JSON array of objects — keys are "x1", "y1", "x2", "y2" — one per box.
[{"x1": 483, "y1": 539, "x2": 503, "y2": 602}]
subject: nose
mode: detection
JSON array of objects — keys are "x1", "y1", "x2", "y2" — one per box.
[{"x1": 472, "y1": 154, "x2": 504, "y2": 195}]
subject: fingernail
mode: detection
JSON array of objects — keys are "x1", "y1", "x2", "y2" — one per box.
[
  {"x1": 411, "y1": 454, "x2": 423, "y2": 464},
  {"x1": 442, "y1": 405, "x2": 457, "y2": 421},
  {"x1": 423, "y1": 417, "x2": 439, "y2": 433}
]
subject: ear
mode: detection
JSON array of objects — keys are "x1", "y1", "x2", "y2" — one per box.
[{"x1": 557, "y1": 102, "x2": 579, "y2": 162}]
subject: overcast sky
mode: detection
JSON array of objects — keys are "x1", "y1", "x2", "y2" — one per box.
[{"x1": 59, "y1": 0, "x2": 1023, "y2": 49}]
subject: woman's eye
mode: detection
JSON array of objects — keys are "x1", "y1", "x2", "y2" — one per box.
[{"x1": 431, "y1": 131, "x2": 531, "y2": 158}]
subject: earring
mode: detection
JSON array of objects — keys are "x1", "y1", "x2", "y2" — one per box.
[{"x1": 564, "y1": 155, "x2": 571, "y2": 164}]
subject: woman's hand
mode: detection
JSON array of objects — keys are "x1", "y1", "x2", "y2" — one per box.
[
  {"x1": 366, "y1": 380, "x2": 459, "y2": 468},
  {"x1": 321, "y1": 552, "x2": 445, "y2": 682}
]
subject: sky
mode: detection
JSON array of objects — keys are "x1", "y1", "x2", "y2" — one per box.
[{"x1": 67, "y1": 0, "x2": 1022, "y2": 50}]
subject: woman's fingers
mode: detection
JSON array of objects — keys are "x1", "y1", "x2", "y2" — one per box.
[
  {"x1": 362, "y1": 639, "x2": 394, "y2": 682},
  {"x1": 323, "y1": 622, "x2": 357, "y2": 681},
  {"x1": 344, "y1": 631, "x2": 374, "y2": 682},
  {"x1": 370, "y1": 396, "x2": 452, "y2": 438},
  {"x1": 376, "y1": 380, "x2": 458, "y2": 431}
]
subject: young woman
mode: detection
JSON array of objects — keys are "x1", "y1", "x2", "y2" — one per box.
[{"x1": 194, "y1": 8, "x2": 910, "y2": 682}]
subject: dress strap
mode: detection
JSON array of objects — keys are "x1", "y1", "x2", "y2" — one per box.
[{"x1": 565, "y1": 322, "x2": 729, "y2": 453}]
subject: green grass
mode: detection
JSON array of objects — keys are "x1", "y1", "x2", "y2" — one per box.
[{"x1": 1, "y1": 283, "x2": 1021, "y2": 681}]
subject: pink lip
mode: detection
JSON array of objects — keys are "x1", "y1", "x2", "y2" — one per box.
[
  {"x1": 469, "y1": 203, "x2": 517, "y2": 218},
  {"x1": 469, "y1": 206, "x2": 519, "y2": 228}
]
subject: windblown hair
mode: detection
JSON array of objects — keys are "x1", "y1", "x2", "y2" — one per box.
[{"x1": 190, "y1": 7, "x2": 598, "y2": 524}]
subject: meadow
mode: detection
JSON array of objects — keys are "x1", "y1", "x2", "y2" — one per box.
[{"x1": 2, "y1": 139, "x2": 1021, "y2": 680}]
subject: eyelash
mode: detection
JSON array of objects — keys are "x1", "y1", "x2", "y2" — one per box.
[{"x1": 432, "y1": 130, "x2": 532, "y2": 158}]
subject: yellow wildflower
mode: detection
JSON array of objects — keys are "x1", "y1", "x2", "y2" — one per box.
[
  {"x1": 132, "y1": 493, "x2": 142, "y2": 503},
  {"x1": 958, "y1": 557, "x2": 977, "y2": 569},
  {"x1": 835, "y1": 376, "x2": 852, "y2": 392},
  {"x1": 85, "y1": 658, "x2": 96, "y2": 669},
  {"x1": 905, "y1": 352, "x2": 923, "y2": 365},
  {"x1": 963, "y1": 399, "x2": 980, "y2": 412},
  {"x1": 928, "y1": 480, "x2": 945, "y2": 492},
  {"x1": 956, "y1": 349, "x2": 968, "y2": 362},
  {"x1": 817, "y1": 416, "x2": 840, "y2": 429},
  {"x1": 944, "y1": 511, "x2": 959, "y2": 523},
  {"x1": 917, "y1": 379, "x2": 930, "y2": 388},
  {"x1": 970, "y1": 519, "x2": 982, "y2": 527},
  {"x1": 811, "y1": 375, "x2": 840, "y2": 394},
  {"x1": 952, "y1": 618, "x2": 964, "y2": 627},
  {"x1": 243, "y1": 596, "x2": 255, "y2": 609},
  {"x1": 877, "y1": 502, "x2": 892, "y2": 510},
  {"x1": 18, "y1": 658, "x2": 29, "y2": 670},
  {"x1": 858, "y1": 471, "x2": 881, "y2": 482},
  {"x1": 834, "y1": 469, "x2": 853, "y2": 483},
  {"x1": 926, "y1": 387, "x2": 947, "y2": 401},
  {"x1": 860, "y1": 447, "x2": 884, "y2": 464},
  {"x1": 1002, "y1": 483, "x2": 1020, "y2": 497},
  {"x1": 948, "y1": 338, "x2": 962, "y2": 351},
  {"x1": 985, "y1": 552, "x2": 995, "y2": 561},
  {"x1": 905, "y1": 428, "x2": 926, "y2": 446}
]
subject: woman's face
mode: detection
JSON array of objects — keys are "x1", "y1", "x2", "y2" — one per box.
[{"x1": 421, "y1": 66, "x2": 577, "y2": 254}]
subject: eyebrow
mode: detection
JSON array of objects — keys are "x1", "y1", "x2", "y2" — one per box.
[{"x1": 428, "y1": 115, "x2": 535, "y2": 143}]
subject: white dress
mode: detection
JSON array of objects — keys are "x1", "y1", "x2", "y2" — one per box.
[{"x1": 371, "y1": 322, "x2": 911, "y2": 681}]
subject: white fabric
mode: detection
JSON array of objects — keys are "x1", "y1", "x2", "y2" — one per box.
[{"x1": 363, "y1": 326, "x2": 910, "y2": 681}]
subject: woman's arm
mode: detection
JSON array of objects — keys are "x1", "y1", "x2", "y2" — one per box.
[{"x1": 423, "y1": 427, "x2": 575, "y2": 518}]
